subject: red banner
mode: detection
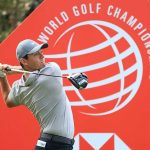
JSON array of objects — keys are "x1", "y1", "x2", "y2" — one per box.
[{"x1": 0, "y1": 0, "x2": 150, "y2": 149}]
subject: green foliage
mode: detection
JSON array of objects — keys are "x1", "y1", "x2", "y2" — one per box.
[{"x1": 0, "y1": 0, "x2": 43, "y2": 43}]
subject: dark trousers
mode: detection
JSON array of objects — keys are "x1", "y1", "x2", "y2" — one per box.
[{"x1": 35, "y1": 133, "x2": 74, "y2": 150}]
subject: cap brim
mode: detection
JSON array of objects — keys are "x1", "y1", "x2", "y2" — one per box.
[{"x1": 27, "y1": 43, "x2": 48, "y2": 55}]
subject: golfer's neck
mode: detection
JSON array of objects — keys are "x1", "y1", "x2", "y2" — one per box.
[{"x1": 23, "y1": 64, "x2": 45, "y2": 72}]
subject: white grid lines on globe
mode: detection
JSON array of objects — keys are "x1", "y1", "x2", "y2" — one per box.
[
  {"x1": 45, "y1": 21, "x2": 143, "y2": 115},
  {"x1": 91, "y1": 24, "x2": 125, "y2": 110},
  {"x1": 66, "y1": 33, "x2": 95, "y2": 109},
  {"x1": 45, "y1": 33, "x2": 122, "y2": 59}
]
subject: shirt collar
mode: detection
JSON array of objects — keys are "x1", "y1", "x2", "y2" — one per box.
[{"x1": 18, "y1": 70, "x2": 39, "y2": 87}]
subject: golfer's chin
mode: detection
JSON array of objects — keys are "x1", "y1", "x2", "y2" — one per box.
[{"x1": 39, "y1": 62, "x2": 46, "y2": 69}]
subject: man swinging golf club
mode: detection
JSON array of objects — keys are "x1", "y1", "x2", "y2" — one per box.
[{"x1": 0, "y1": 39, "x2": 88, "y2": 150}]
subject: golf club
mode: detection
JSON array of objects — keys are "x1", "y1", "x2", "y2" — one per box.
[
  {"x1": 5, "y1": 68, "x2": 88, "y2": 90},
  {"x1": 6, "y1": 67, "x2": 68, "y2": 78}
]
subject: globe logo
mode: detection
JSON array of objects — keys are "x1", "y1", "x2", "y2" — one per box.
[{"x1": 45, "y1": 20, "x2": 143, "y2": 116}]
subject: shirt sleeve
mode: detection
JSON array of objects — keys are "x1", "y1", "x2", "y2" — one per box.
[{"x1": 8, "y1": 81, "x2": 21, "y2": 106}]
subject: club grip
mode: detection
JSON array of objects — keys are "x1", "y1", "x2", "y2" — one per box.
[{"x1": 5, "y1": 67, "x2": 12, "y2": 71}]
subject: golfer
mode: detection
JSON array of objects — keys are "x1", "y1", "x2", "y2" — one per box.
[{"x1": 0, "y1": 39, "x2": 75, "y2": 150}]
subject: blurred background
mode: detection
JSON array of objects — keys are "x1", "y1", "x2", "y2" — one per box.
[{"x1": 0, "y1": 0, "x2": 43, "y2": 43}]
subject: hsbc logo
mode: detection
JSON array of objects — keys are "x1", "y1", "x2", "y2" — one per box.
[{"x1": 73, "y1": 133, "x2": 131, "y2": 150}]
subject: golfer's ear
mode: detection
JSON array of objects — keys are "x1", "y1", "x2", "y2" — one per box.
[{"x1": 20, "y1": 58, "x2": 28, "y2": 66}]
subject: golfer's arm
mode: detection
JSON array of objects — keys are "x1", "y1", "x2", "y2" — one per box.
[{"x1": 0, "y1": 77, "x2": 15, "y2": 107}]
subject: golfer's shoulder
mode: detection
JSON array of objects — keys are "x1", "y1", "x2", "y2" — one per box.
[
  {"x1": 11, "y1": 79, "x2": 21, "y2": 90},
  {"x1": 46, "y1": 62, "x2": 61, "y2": 70}
]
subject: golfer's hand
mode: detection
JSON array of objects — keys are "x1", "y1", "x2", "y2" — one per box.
[
  {"x1": 0, "y1": 63, "x2": 13, "y2": 76},
  {"x1": 0, "y1": 63, "x2": 23, "y2": 75}
]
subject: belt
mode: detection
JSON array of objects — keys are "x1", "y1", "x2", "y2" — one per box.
[{"x1": 41, "y1": 133, "x2": 75, "y2": 145}]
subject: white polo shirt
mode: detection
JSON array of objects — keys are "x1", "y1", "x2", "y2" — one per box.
[{"x1": 8, "y1": 62, "x2": 74, "y2": 139}]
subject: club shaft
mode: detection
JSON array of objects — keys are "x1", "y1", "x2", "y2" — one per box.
[{"x1": 6, "y1": 68, "x2": 68, "y2": 78}]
